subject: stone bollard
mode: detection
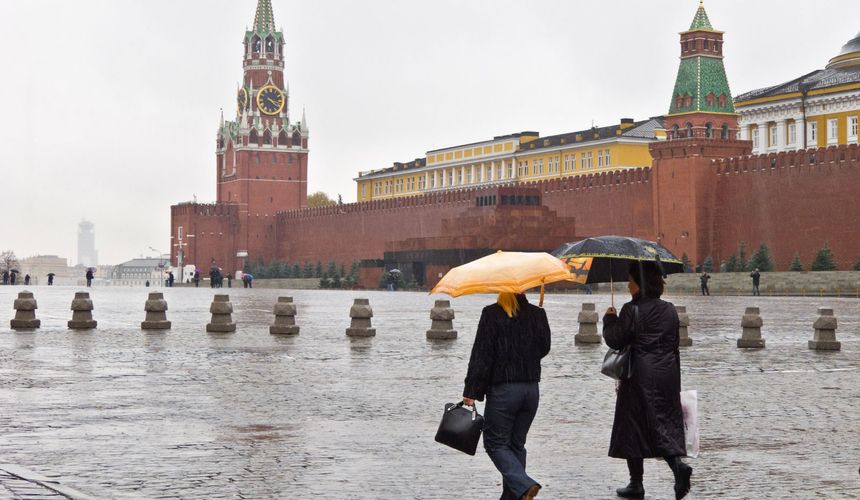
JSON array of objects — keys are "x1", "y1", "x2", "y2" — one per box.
[
  {"x1": 677, "y1": 305, "x2": 692, "y2": 347},
  {"x1": 206, "y1": 294, "x2": 236, "y2": 333},
  {"x1": 737, "y1": 306, "x2": 765, "y2": 348},
  {"x1": 141, "y1": 292, "x2": 171, "y2": 330},
  {"x1": 270, "y1": 297, "x2": 299, "y2": 335},
  {"x1": 574, "y1": 303, "x2": 601, "y2": 344},
  {"x1": 68, "y1": 292, "x2": 97, "y2": 329},
  {"x1": 427, "y1": 300, "x2": 457, "y2": 340},
  {"x1": 11, "y1": 291, "x2": 40, "y2": 330},
  {"x1": 346, "y1": 298, "x2": 375, "y2": 337},
  {"x1": 808, "y1": 308, "x2": 841, "y2": 351}
]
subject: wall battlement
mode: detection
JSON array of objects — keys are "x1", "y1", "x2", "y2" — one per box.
[
  {"x1": 712, "y1": 144, "x2": 860, "y2": 175},
  {"x1": 171, "y1": 202, "x2": 240, "y2": 217},
  {"x1": 277, "y1": 167, "x2": 652, "y2": 220}
]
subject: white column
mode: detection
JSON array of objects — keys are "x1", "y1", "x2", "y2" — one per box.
[
  {"x1": 756, "y1": 123, "x2": 768, "y2": 153},
  {"x1": 795, "y1": 115, "x2": 806, "y2": 150},
  {"x1": 737, "y1": 124, "x2": 747, "y2": 141},
  {"x1": 776, "y1": 120, "x2": 787, "y2": 152},
  {"x1": 470, "y1": 164, "x2": 475, "y2": 184}
]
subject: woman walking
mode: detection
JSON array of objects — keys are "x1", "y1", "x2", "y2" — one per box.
[
  {"x1": 463, "y1": 292, "x2": 551, "y2": 500},
  {"x1": 603, "y1": 262, "x2": 692, "y2": 499}
]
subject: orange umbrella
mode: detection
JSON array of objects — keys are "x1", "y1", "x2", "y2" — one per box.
[{"x1": 431, "y1": 251, "x2": 572, "y2": 306}]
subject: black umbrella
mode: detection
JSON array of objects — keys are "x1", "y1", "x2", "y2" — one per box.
[{"x1": 552, "y1": 235, "x2": 685, "y2": 304}]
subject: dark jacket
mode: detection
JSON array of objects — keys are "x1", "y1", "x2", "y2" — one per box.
[
  {"x1": 750, "y1": 271, "x2": 761, "y2": 285},
  {"x1": 603, "y1": 295, "x2": 686, "y2": 458},
  {"x1": 463, "y1": 295, "x2": 551, "y2": 401}
]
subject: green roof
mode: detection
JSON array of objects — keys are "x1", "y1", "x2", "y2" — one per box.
[
  {"x1": 668, "y1": 56, "x2": 735, "y2": 114},
  {"x1": 689, "y1": 2, "x2": 713, "y2": 31}
]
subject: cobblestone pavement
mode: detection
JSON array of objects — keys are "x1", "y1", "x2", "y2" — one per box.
[{"x1": 0, "y1": 287, "x2": 857, "y2": 499}]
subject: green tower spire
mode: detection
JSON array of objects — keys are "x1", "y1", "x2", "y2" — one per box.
[
  {"x1": 245, "y1": 0, "x2": 284, "y2": 43},
  {"x1": 689, "y1": 0, "x2": 713, "y2": 31},
  {"x1": 254, "y1": 0, "x2": 275, "y2": 33},
  {"x1": 668, "y1": 2, "x2": 734, "y2": 116}
]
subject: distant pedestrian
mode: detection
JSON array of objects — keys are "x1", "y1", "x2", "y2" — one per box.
[
  {"x1": 47, "y1": 273, "x2": 55, "y2": 286},
  {"x1": 10, "y1": 271, "x2": 17, "y2": 285},
  {"x1": 226, "y1": 275, "x2": 232, "y2": 288},
  {"x1": 2, "y1": 270, "x2": 8, "y2": 285},
  {"x1": 24, "y1": 274, "x2": 30, "y2": 286},
  {"x1": 700, "y1": 272, "x2": 710, "y2": 296},
  {"x1": 85, "y1": 268, "x2": 94, "y2": 287},
  {"x1": 193, "y1": 270, "x2": 200, "y2": 288},
  {"x1": 584, "y1": 284, "x2": 593, "y2": 295},
  {"x1": 145, "y1": 280, "x2": 150, "y2": 287},
  {"x1": 750, "y1": 268, "x2": 761, "y2": 296},
  {"x1": 167, "y1": 271, "x2": 175, "y2": 287},
  {"x1": 719, "y1": 260, "x2": 727, "y2": 273}
]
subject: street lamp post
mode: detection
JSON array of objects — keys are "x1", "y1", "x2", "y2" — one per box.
[{"x1": 149, "y1": 246, "x2": 166, "y2": 286}]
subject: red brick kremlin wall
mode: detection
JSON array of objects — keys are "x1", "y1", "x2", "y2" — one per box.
[
  {"x1": 171, "y1": 144, "x2": 860, "y2": 280},
  {"x1": 710, "y1": 144, "x2": 860, "y2": 270}
]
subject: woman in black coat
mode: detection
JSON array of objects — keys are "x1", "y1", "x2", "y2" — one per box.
[
  {"x1": 602, "y1": 262, "x2": 692, "y2": 500},
  {"x1": 463, "y1": 293, "x2": 551, "y2": 500}
]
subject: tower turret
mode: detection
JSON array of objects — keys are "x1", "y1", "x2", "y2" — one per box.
[{"x1": 665, "y1": 1, "x2": 738, "y2": 140}]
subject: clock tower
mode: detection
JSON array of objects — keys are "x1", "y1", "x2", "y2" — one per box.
[{"x1": 216, "y1": 0, "x2": 309, "y2": 215}]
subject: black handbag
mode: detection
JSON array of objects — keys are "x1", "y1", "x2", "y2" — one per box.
[
  {"x1": 601, "y1": 305, "x2": 639, "y2": 380},
  {"x1": 435, "y1": 401, "x2": 485, "y2": 456}
]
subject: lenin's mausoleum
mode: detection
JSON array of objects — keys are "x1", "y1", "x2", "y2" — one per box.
[{"x1": 171, "y1": 0, "x2": 860, "y2": 288}]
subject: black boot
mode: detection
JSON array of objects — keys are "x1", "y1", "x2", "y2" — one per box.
[
  {"x1": 615, "y1": 481, "x2": 644, "y2": 499},
  {"x1": 666, "y1": 456, "x2": 692, "y2": 500}
]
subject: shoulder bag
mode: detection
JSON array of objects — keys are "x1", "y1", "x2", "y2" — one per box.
[{"x1": 600, "y1": 304, "x2": 639, "y2": 380}]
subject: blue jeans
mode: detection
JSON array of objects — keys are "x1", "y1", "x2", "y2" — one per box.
[{"x1": 483, "y1": 382, "x2": 540, "y2": 499}]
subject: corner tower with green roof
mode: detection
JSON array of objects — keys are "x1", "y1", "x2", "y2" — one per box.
[{"x1": 665, "y1": 1, "x2": 739, "y2": 141}]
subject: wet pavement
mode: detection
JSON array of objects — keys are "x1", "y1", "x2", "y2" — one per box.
[{"x1": 0, "y1": 287, "x2": 857, "y2": 499}]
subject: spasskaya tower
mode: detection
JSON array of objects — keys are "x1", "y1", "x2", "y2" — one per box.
[{"x1": 216, "y1": 0, "x2": 309, "y2": 214}]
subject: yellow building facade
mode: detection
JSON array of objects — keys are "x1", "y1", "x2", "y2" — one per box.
[
  {"x1": 355, "y1": 118, "x2": 665, "y2": 201},
  {"x1": 735, "y1": 30, "x2": 860, "y2": 153}
]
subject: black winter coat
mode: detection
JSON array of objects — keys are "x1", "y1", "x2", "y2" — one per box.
[
  {"x1": 603, "y1": 295, "x2": 686, "y2": 458},
  {"x1": 463, "y1": 295, "x2": 551, "y2": 401}
]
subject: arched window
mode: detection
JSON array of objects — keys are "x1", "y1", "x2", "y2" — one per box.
[
  {"x1": 705, "y1": 122, "x2": 713, "y2": 138},
  {"x1": 249, "y1": 129, "x2": 259, "y2": 144},
  {"x1": 718, "y1": 93, "x2": 727, "y2": 107},
  {"x1": 278, "y1": 130, "x2": 288, "y2": 146},
  {"x1": 721, "y1": 124, "x2": 730, "y2": 140},
  {"x1": 252, "y1": 36, "x2": 262, "y2": 54},
  {"x1": 675, "y1": 95, "x2": 683, "y2": 109},
  {"x1": 684, "y1": 94, "x2": 693, "y2": 107},
  {"x1": 706, "y1": 92, "x2": 715, "y2": 107},
  {"x1": 685, "y1": 123, "x2": 693, "y2": 138},
  {"x1": 292, "y1": 131, "x2": 301, "y2": 146},
  {"x1": 672, "y1": 124, "x2": 679, "y2": 139},
  {"x1": 263, "y1": 130, "x2": 272, "y2": 145},
  {"x1": 265, "y1": 36, "x2": 275, "y2": 54}
]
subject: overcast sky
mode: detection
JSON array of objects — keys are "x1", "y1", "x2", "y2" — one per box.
[{"x1": 1, "y1": 0, "x2": 858, "y2": 264}]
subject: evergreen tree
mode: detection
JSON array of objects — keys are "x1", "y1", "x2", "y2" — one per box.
[
  {"x1": 810, "y1": 243, "x2": 838, "y2": 271},
  {"x1": 789, "y1": 253, "x2": 804, "y2": 272},
  {"x1": 327, "y1": 261, "x2": 337, "y2": 278},
  {"x1": 292, "y1": 263, "x2": 301, "y2": 278},
  {"x1": 725, "y1": 254, "x2": 739, "y2": 272},
  {"x1": 738, "y1": 241, "x2": 749, "y2": 272},
  {"x1": 315, "y1": 261, "x2": 323, "y2": 278},
  {"x1": 749, "y1": 244, "x2": 774, "y2": 272},
  {"x1": 319, "y1": 273, "x2": 329, "y2": 289},
  {"x1": 303, "y1": 262, "x2": 314, "y2": 278},
  {"x1": 703, "y1": 256, "x2": 714, "y2": 273},
  {"x1": 681, "y1": 253, "x2": 691, "y2": 272},
  {"x1": 853, "y1": 254, "x2": 860, "y2": 271}
]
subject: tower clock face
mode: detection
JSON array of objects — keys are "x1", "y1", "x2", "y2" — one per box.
[
  {"x1": 256, "y1": 85, "x2": 285, "y2": 116},
  {"x1": 237, "y1": 87, "x2": 248, "y2": 112}
]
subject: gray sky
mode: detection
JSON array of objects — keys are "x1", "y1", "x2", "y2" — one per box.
[{"x1": 1, "y1": 0, "x2": 858, "y2": 264}]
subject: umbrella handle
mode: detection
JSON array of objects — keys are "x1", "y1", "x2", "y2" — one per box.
[
  {"x1": 539, "y1": 282, "x2": 545, "y2": 307},
  {"x1": 610, "y1": 260, "x2": 615, "y2": 308}
]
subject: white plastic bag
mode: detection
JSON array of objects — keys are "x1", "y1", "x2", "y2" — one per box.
[{"x1": 680, "y1": 389, "x2": 699, "y2": 458}]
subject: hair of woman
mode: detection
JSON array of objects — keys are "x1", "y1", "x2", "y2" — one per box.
[
  {"x1": 628, "y1": 261, "x2": 665, "y2": 298},
  {"x1": 497, "y1": 292, "x2": 521, "y2": 318}
]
